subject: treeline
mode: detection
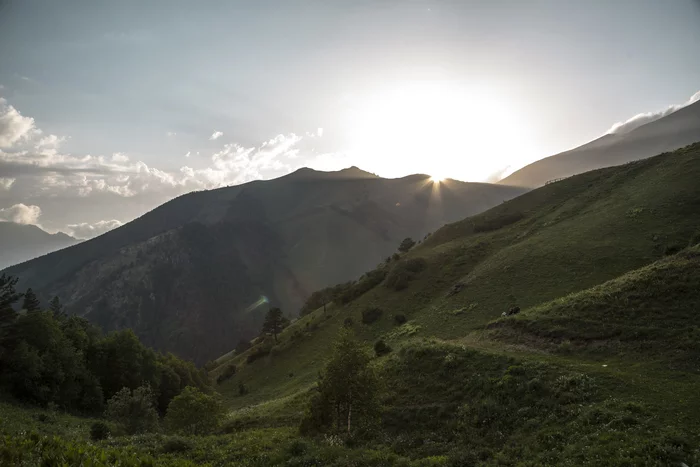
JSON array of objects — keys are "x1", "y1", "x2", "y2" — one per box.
[{"x1": 0, "y1": 275, "x2": 211, "y2": 415}]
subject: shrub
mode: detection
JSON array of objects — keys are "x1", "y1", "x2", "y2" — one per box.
[
  {"x1": 362, "y1": 307, "x2": 383, "y2": 325},
  {"x1": 374, "y1": 340, "x2": 392, "y2": 356},
  {"x1": 473, "y1": 211, "x2": 524, "y2": 233},
  {"x1": 665, "y1": 243, "x2": 682, "y2": 256},
  {"x1": 238, "y1": 382, "x2": 249, "y2": 396},
  {"x1": 344, "y1": 317, "x2": 354, "y2": 328},
  {"x1": 90, "y1": 421, "x2": 110, "y2": 441},
  {"x1": 216, "y1": 364, "x2": 237, "y2": 384},
  {"x1": 105, "y1": 385, "x2": 159, "y2": 435},
  {"x1": 161, "y1": 436, "x2": 194, "y2": 454},
  {"x1": 338, "y1": 269, "x2": 387, "y2": 304},
  {"x1": 398, "y1": 237, "x2": 416, "y2": 253},
  {"x1": 165, "y1": 386, "x2": 226, "y2": 435},
  {"x1": 393, "y1": 314, "x2": 407, "y2": 325},
  {"x1": 246, "y1": 347, "x2": 271, "y2": 364},
  {"x1": 385, "y1": 258, "x2": 427, "y2": 291}
]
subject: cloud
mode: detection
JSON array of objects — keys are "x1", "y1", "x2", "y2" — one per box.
[
  {"x1": 209, "y1": 131, "x2": 223, "y2": 140},
  {"x1": 0, "y1": 203, "x2": 41, "y2": 224},
  {"x1": 0, "y1": 97, "x2": 37, "y2": 148},
  {"x1": 66, "y1": 219, "x2": 123, "y2": 239},
  {"x1": 184, "y1": 151, "x2": 191, "y2": 158},
  {"x1": 0, "y1": 177, "x2": 15, "y2": 190},
  {"x1": 166, "y1": 131, "x2": 177, "y2": 137},
  {"x1": 607, "y1": 90, "x2": 700, "y2": 134},
  {"x1": 111, "y1": 152, "x2": 129, "y2": 162}
]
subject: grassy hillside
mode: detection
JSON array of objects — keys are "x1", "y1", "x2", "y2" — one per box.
[
  {"x1": 215, "y1": 142, "x2": 700, "y2": 403},
  {"x1": 198, "y1": 143, "x2": 700, "y2": 464}
]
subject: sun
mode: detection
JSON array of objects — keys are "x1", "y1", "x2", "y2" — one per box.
[{"x1": 345, "y1": 82, "x2": 530, "y2": 181}]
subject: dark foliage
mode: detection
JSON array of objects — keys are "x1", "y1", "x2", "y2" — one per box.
[
  {"x1": 216, "y1": 364, "x2": 237, "y2": 384},
  {"x1": 21, "y1": 288, "x2": 41, "y2": 313},
  {"x1": 393, "y1": 314, "x2": 407, "y2": 325},
  {"x1": 338, "y1": 269, "x2": 387, "y2": 305},
  {"x1": 161, "y1": 436, "x2": 194, "y2": 454},
  {"x1": 472, "y1": 211, "x2": 524, "y2": 233},
  {"x1": 90, "y1": 421, "x2": 111, "y2": 441},
  {"x1": 374, "y1": 339, "x2": 392, "y2": 356},
  {"x1": 385, "y1": 258, "x2": 427, "y2": 291},
  {"x1": 398, "y1": 237, "x2": 416, "y2": 253},
  {"x1": 343, "y1": 317, "x2": 354, "y2": 328},
  {"x1": 261, "y1": 307, "x2": 290, "y2": 343},
  {"x1": 0, "y1": 275, "x2": 211, "y2": 415},
  {"x1": 361, "y1": 307, "x2": 383, "y2": 325},
  {"x1": 246, "y1": 347, "x2": 271, "y2": 364}
]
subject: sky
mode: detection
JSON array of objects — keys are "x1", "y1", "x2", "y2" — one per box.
[{"x1": 1, "y1": 0, "x2": 699, "y2": 238}]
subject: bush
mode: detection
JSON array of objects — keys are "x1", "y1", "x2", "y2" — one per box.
[
  {"x1": 398, "y1": 237, "x2": 416, "y2": 253},
  {"x1": 246, "y1": 347, "x2": 271, "y2": 364},
  {"x1": 362, "y1": 307, "x2": 383, "y2": 325},
  {"x1": 238, "y1": 382, "x2": 249, "y2": 396},
  {"x1": 344, "y1": 317, "x2": 354, "y2": 328},
  {"x1": 216, "y1": 364, "x2": 236, "y2": 384},
  {"x1": 665, "y1": 243, "x2": 682, "y2": 256},
  {"x1": 393, "y1": 314, "x2": 407, "y2": 325},
  {"x1": 105, "y1": 385, "x2": 159, "y2": 435},
  {"x1": 374, "y1": 340, "x2": 392, "y2": 356},
  {"x1": 338, "y1": 269, "x2": 388, "y2": 304},
  {"x1": 472, "y1": 211, "x2": 524, "y2": 233},
  {"x1": 385, "y1": 258, "x2": 427, "y2": 291},
  {"x1": 165, "y1": 386, "x2": 226, "y2": 435},
  {"x1": 161, "y1": 436, "x2": 194, "y2": 454},
  {"x1": 90, "y1": 421, "x2": 110, "y2": 441}
]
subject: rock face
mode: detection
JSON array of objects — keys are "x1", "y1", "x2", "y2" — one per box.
[{"x1": 3, "y1": 168, "x2": 526, "y2": 363}]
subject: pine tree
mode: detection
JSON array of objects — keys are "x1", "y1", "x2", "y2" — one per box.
[
  {"x1": 261, "y1": 307, "x2": 289, "y2": 343},
  {"x1": 49, "y1": 296, "x2": 65, "y2": 318},
  {"x1": 398, "y1": 237, "x2": 416, "y2": 253},
  {"x1": 22, "y1": 288, "x2": 41, "y2": 313},
  {"x1": 0, "y1": 274, "x2": 22, "y2": 325}
]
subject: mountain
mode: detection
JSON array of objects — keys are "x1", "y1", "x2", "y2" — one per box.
[
  {"x1": 0, "y1": 222, "x2": 79, "y2": 270},
  {"x1": 2, "y1": 167, "x2": 525, "y2": 363},
  {"x1": 500, "y1": 99, "x2": 700, "y2": 187},
  {"x1": 208, "y1": 143, "x2": 700, "y2": 464}
]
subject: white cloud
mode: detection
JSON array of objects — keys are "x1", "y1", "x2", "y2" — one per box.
[
  {"x1": 0, "y1": 97, "x2": 37, "y2": 148},
  {"x1": 0, "y1": 203, "x2": 41, "y2": 224},
  {"x1": 0, "y1": 177, "x2": 15, "y2": 190},
  {"x1": 184, "y1": 151, "x2": 191, "y2": 158},
  {"x1": 111, "y1": 152, "x2": 129, "y2": 162},
  {"x1": 166, "y1": 131, "x2": 177, "y2": 137},
  {"x1": 317, "y1": 127, "x2": 324, "y2": 137},
  {"x1": 209, "y1": 131, "x2": 223, "y2": 140},
  {"x1": 66, "y1": 219, "x2": 123, "y2": 239},
  {"x1": 607, "y1": 90, "x2": 700, "y2": 134}
]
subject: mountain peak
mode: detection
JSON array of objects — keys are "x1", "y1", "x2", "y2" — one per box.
[{"x1": 284, "y1": 166, "x2": 379, "y2": 181}]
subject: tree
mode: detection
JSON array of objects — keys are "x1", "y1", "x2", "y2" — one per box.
[
  {"x1": 49, "y1": 296, "x2": 66, "y2": 319},
  {"x1": 22, "y1": 288, "x2": 41, "y2": 313},
  {"x1": 300, "y1": 329, "x2": 380, "y2": 435},
  {"x1": 106, "y1": 385, "x2": 159, "y2": 434},
  {"x1": 261, "y1": 307, "x2": 289, "y2": 343},
  {"x1": 165, "y1": 386, "x2": 226, "y2": 435},
  {"x1": 0, "y1": 274, "x2": 22, "y2": 325},
  {"x1": 398, "y1": 237, "x2": 416, "y2": 253}
]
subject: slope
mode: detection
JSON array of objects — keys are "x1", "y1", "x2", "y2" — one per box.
[
  {"x1": 0, "y1": 222, "x2": 79, "y2": 270},
  {"x1": 2, "y1": 167, "x2": 524, "y2": 363},
  {"x1": 215, "y1": 142, "x2": 700, "y2": 411},
  {"x1": 501, "y1": 99, "x2": 700, "y2": 187},
  {"x1": 488, "y1": 244, "x2": 700, "y2": 369}
]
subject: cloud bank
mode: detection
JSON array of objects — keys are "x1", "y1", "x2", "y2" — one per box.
[
  {"x1": 607, "y1": 90, "x2": 700, "y2": 134},
  {"x1": 0, "y1": 98, "x2": 37, "y2": 148}
]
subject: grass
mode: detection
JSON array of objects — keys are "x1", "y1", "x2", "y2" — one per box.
[{"x1": 5, "y1": 143, "x2": 700, "y2": 465}]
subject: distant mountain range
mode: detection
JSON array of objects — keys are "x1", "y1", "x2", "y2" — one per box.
[
  {"x1": 2, "y1": 167, "x2": 524, "y2": 363},
  {"x1": 501, "y1": 99, "x2": 700, "y2": 187},
  {"x1": 0, "y1": 222, "x2": 79, "y2": 270}
]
